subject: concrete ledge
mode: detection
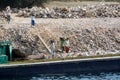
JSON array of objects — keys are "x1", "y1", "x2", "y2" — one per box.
[{"x1": 0, "y1": 56, "x2": 120, "y2": 76}]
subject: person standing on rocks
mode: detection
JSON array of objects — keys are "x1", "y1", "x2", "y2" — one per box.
[
  {"x1": 31, "y1": 14, "x2": 36, "y2": 27},
  {"x1": 5, "y1": 6, "x2": 12, "y2": 23},
  {"x1": 64, "y1": 38, "x2": 70, "y2": 53},
  {"x1": 60, "y1": 37, "x2": 66, "y2": 53},
  {"x1": 50, "y1": 40, "x2": 56, "y2": 58}
]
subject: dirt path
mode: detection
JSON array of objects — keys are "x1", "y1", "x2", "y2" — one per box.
[{"x1": 4, "y1": 13, "x2": 120, "y2": 30}]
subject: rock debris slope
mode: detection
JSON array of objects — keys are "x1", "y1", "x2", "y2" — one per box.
[{"x1": 0, "y1": 18, "x2": 120, "y2": 56}]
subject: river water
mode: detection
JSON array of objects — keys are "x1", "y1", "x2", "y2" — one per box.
[{"x1": 1, "y1": 72, "x2": 120, "y2": 80}]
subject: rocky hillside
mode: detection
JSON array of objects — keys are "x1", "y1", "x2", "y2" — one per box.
[
  {"x1": 16, "y1": 4, "x2": 120, "y2": 18},
  {"x1": 0, "y1": 18, "x2": 120, "y2": 56},
  {"x1": 0, "y1": 2, "x2": 120, "y2": 57}
]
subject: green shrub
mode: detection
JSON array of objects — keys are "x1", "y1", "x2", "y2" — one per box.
[{"x1": 0, "y1": 0, "x2": 50, "y2": 8}]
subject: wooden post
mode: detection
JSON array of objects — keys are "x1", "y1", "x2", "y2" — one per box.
[{"x1": 37, "y1": 35, "x2": 51, "y2": 54}]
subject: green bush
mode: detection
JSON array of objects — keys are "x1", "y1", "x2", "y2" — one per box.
[{"x1": 0, "y1": 0, "x2": 50, "y2": 8}]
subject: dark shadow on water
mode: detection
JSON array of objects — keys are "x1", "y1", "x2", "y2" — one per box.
[
  {"x1": 0, "y1": 76, "x2": 32, "y2": 80},
  {"x1": 0, "y1": 71, "x2": 120, "y2": 80}
]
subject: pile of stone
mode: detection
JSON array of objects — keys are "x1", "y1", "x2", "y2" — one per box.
[
  {"x1": 1, "y1": 25, "x2": 120, "y2": 57},
  {"x1": 15, "y1": 4, "x2": 120, "y2": 18},
  {"x1": 69, "y1": 27, "x2": 120, "y2": 56}
]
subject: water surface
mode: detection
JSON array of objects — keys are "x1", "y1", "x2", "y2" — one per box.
[{"x1": 1, "y1": 72, "x2": 120, "y2": 80}]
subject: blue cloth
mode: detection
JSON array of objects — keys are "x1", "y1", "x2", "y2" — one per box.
[{"x1": 31, "y1": 20, "x2": 35, "y2": 26}]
